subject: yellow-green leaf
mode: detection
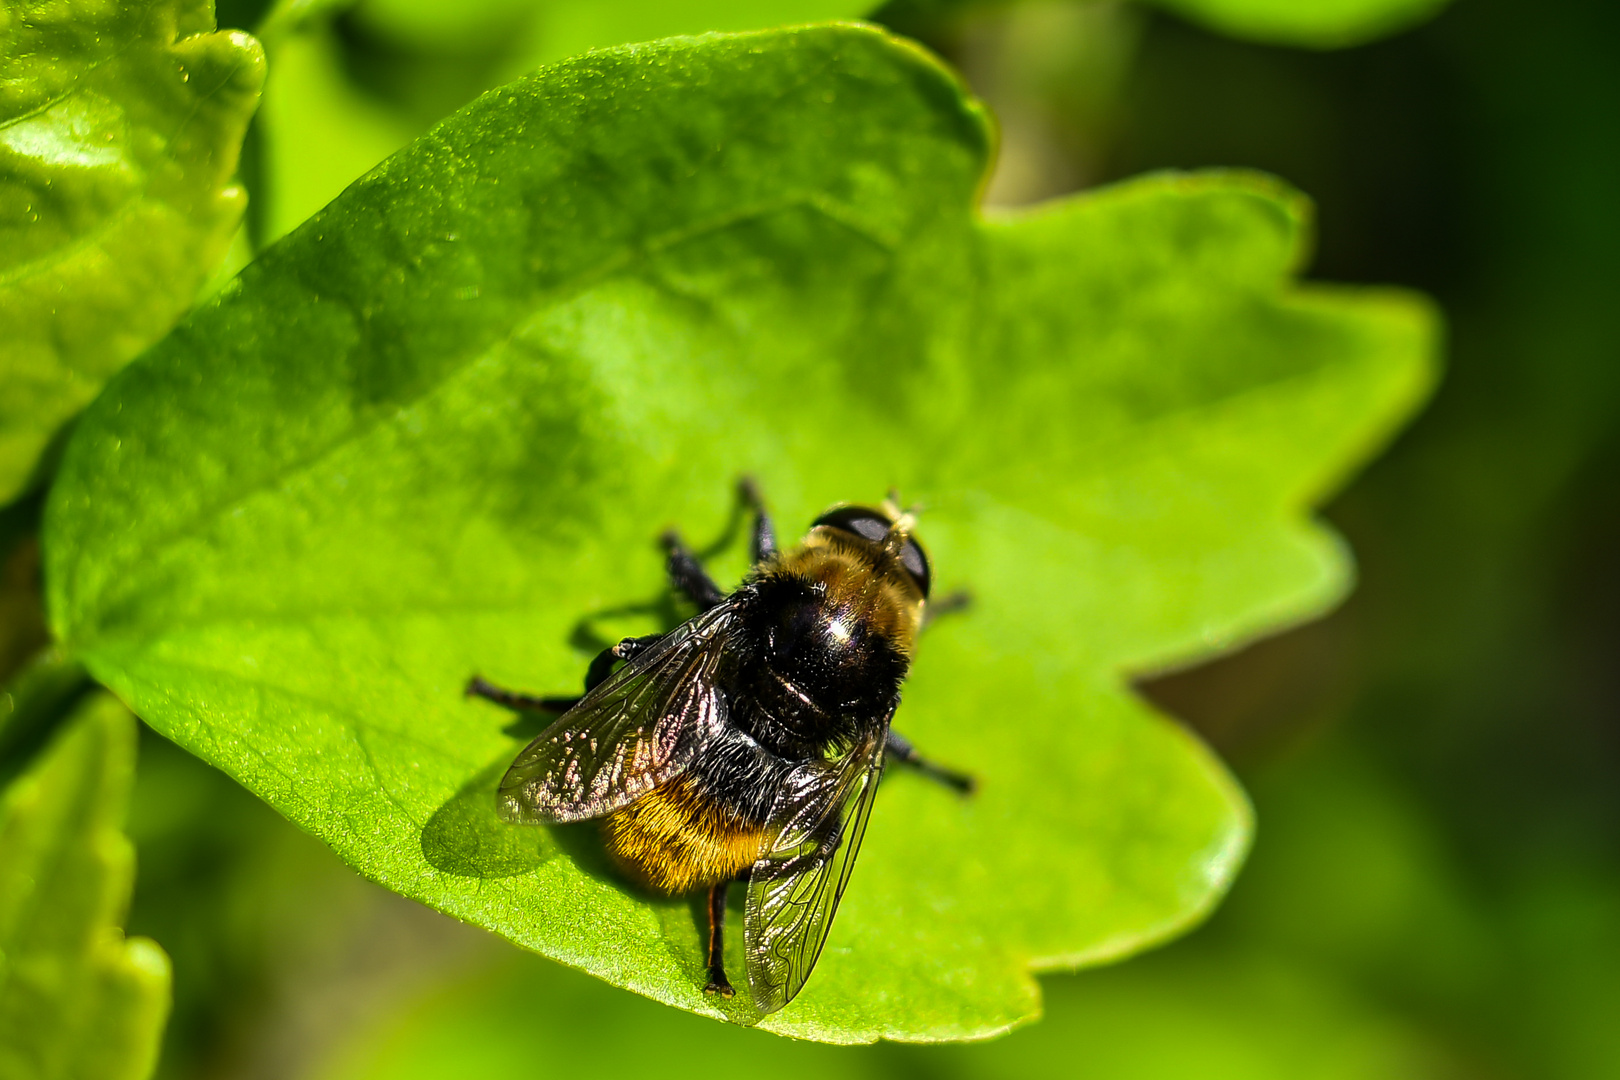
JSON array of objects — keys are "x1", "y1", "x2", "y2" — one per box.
[{"x1": 44, "y1": 25, "x2": 1436, "y2": 1040}]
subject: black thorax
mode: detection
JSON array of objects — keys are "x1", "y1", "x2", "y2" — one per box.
[{"x1": 721, "y1": 573, "x2": 908, "y2": 762}]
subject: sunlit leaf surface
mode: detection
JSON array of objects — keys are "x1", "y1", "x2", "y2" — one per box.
[
  {"x1": 0, "y1": 0, "x2": 263, "y2": 502},
  {"x1": 45, "y1": 25, "x2": 1435, "y2": 1040}
]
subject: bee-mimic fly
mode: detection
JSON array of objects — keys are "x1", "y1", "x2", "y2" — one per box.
[{"x1": 467, "y1": 479, "x2": 973, "y2": 1013}]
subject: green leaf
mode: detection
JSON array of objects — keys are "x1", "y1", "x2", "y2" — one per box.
[
  {"x1": 0, "y1": 0, "x2": 265, "y2": 503},
  {"x1": 43, "y1": 25, "x2": 1436, "y2": 1040},
  {"x1": 1143, "y1": 0, "x2": 1452, "y2": 48},
  {"x1": 0, "y1": 694, "x2": 171, "y2": 1080}
]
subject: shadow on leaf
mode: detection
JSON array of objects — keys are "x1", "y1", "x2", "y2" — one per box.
[
  {"x1": 420, "y1": 757, "x2": 646, "y2": 891},
  {"x1": 420, "y1": 761, "x2": 561, "y2": 878}
]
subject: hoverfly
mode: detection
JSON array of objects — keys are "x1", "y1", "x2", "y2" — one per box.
[{"x1": 467, "y1": 480, "x2": 972, "y2": 1013}]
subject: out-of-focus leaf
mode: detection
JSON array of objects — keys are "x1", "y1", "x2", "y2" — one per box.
[
  {"x1": 0, "y1": 537, "x2": 49, "y2": 687},
  {"x1": 123, "y1": 723, "x2": 408, "y2": 1080},
  {"x1": 254, "y1": 3, "x2": 870, "y2": 243},
  {"x1": 1144, "y1": 0, "x2": 1452, "y2": 48},
  {"x1": 45, "y1": 25, "x2": 1435, "y2": 1040},
  {"x1": 252, "y1": 22, "x2": 418, "y2": 245},
  {"x1": 874, "y1": 0, "x2": 1451, "y2": 49},
  {"x1": 0, "y1": 694, "x2": 171, "y2": 1080},
  {"x1": 314, "y1": 948, "x2": 1448, "y2": 1080},
  {"x1": 0, "y1": 650, "x2": 87, "y2": 783},
  {"x1": 1222, "y1": 749, "x2": 1496, "y2": 992},
  {"x1": 358, "y1": 0, "x2": 868, "y2": 65},
  {"x1": 0, "y1": 0, "x2": 264, "y2": 503}
]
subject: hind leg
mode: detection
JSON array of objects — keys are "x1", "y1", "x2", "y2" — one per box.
[{"x1": 702, "y1": 880, "x2": 736, "y2": 998}]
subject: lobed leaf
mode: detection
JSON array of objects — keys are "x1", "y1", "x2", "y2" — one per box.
[
  {"x1": 44, "y1": 25, "x2": 1436, "y2": 1040},
  {"x1": 0, "y1": 694, "x2": 171, "y2": 1080},
  {"x1": 0, "y1": 0, "x2": 264, "y2": 503}
]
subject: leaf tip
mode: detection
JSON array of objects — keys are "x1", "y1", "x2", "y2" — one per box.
[{"x1": 122, "y1": 936, "x2": 175, "y2": 985}]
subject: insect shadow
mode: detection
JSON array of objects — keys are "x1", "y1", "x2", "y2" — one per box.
[
  {"x1": 420, "y1": 752, "x2": 638, "y2": 885},
  {"x1": 420, "y1": 759, "x2": 562, "y2": 878},
  {"x1": 421, "y1": 758, "x2": 759, "y2": 1020}
]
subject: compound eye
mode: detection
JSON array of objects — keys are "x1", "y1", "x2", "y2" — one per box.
[
  {"x1": 900, "y1": 537, "x2": 931, "y2": 598},
  {"x1": 812, "y1": 506, "x2": 932, "y2": 598},
  {"x1": 811, "y1": 506, "x2": 891, "y2": 545}
]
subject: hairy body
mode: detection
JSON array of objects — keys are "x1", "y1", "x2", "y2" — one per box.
[{"x1": 472, "y1": 485, "x2": 970, "y2": 1010}]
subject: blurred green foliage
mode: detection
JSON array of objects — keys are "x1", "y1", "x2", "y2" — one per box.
[
  {"x1": 314, "y1": 943, "x2": 1446, "y2": 1080},
  {"x1": 1112, "y1": 0, "x2": 1620, "y2": 1073},
  {"x1": 0, "y1": 695, "x2": 170, "y2": 1080}
]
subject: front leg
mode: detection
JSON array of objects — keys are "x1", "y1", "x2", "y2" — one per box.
[
  {"x1": 885, "y1": 729, "x2": 976, "y2": 795},
  {"x1": 739, "y1": 475, "x2": 776, "y2": 563},
  {"x1": 921, "y1": 588, "x2": 972, "y2": 630},
  {"x1": 581, "y1": 633, "x2": 663, "y2": 692},
  {"x1": 466, "y1": 634, "x2": 662, "y2": 713},
  {"x1": 662, "y1": 530, "x2": 726, "y2": 610}
]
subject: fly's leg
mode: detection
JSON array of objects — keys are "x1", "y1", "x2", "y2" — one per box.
[
  {"x1": 739, "y1": 475, "x2": 776, "y2": 563},
  {"x1": 466, "y1": 634, "x2": 662, "y2": 712},
  {"x1": 903, "y1": 590, "x2": 975, "y2": 790},
  {"x1": 921, "y1": 588, "x2": 972, "y2": 630},
  {"x1": 662, "y1": 530, "x2": 726, "y2": 610},
  {"x1": 703, "y1": 880, "x2": 736, "y2": 998},
  {"x1": 663, "y1": 478, "x2": 772, "y2": 609},
  {"x1": 885, "y1": 729, "x2": 977, "y2": 795},
  {"x1": 464, "y1": 677, "x2": 573, "y2": 713},
  {"x1": 581, "y1": 634, "x2": 662, "y2": 692}
]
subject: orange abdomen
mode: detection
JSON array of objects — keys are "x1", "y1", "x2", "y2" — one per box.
[{"x1": 601, "y1": 776, "x2": 768, "y2": 894}]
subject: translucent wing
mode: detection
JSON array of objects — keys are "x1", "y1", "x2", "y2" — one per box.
[
  {"x1": 743, "y1": 723, "x2": 889, "y2": 1014},
  {"x1": 497, "y1": 603, "x2": 736, "y2": 824}
]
